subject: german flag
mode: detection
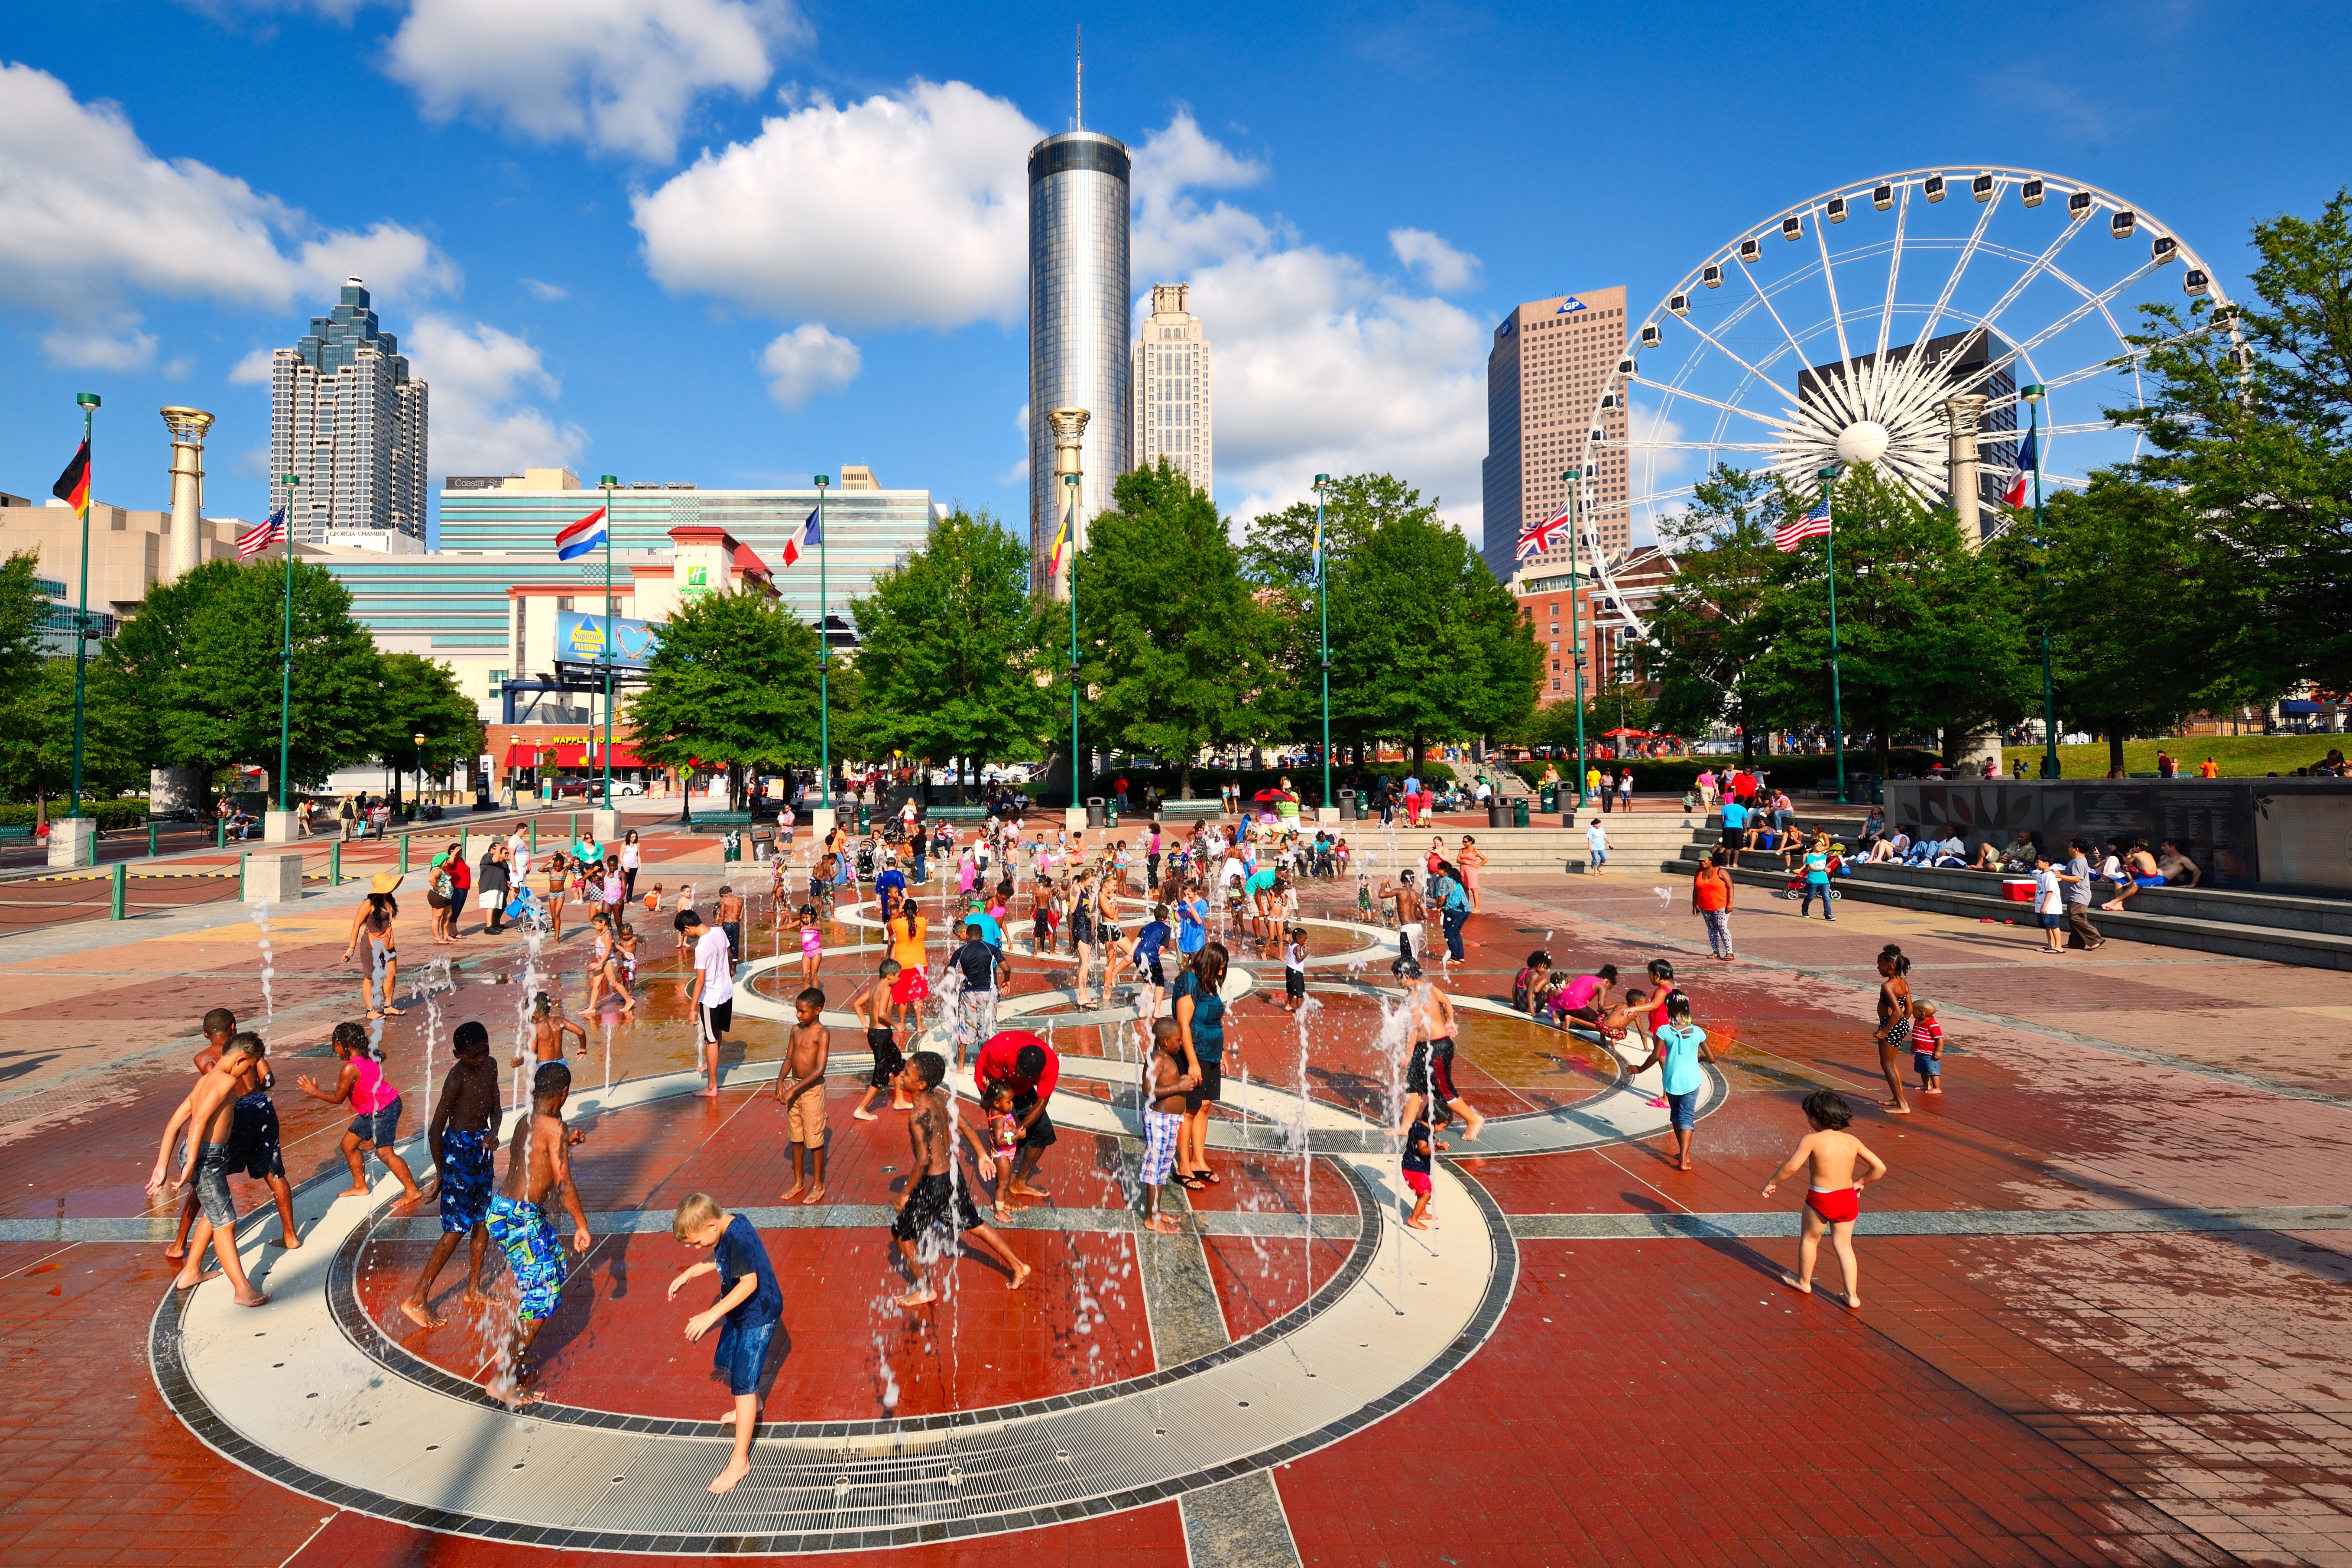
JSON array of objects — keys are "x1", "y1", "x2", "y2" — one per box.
[{"x1": 52, "y1": 441, "x2": 90, "y2": 521}]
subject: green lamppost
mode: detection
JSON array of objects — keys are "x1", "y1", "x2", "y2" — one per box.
[
  {"x1": 277, "y1": 473, "x2": 298, "y2": 815},
  {"x1": 2020, "y1": 383, "x2": 2059, "y2": 780},
  {"x1": 67, "y1": 393, "x2": 100, "y2": 819},
  {"x1": 1314, "y1": 472, "x2": 1332, "y2": 812},
  {"x1": 598, "y1": 474, "x2": 617, "y2": 811},
  {"x1": 1560, "y1": 469, "x2": 1588, "y2": 811},
  {"x1": 1817, "y1": 465, "x2": 1850, "y2": 805},
  {"x1": 814, "y1": 473, "x2": 831, "y2": 812},
  {"x1": 1064, "y1": 472, "x2": 1081, "y2": 809}
]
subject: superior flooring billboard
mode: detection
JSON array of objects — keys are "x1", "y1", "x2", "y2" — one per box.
[{"x1": 1881, "y1": 778, "x2": 2352, "y2": 894}]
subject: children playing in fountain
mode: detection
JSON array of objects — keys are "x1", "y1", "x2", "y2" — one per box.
[
  {"x1": 889, "y1": 1051, "x2": 1031, "y2": 1306},
  {"x1": 852, "y1": 960, "x2": 913, "y2": 1121},
  {"x1": 402, "y1": 1020, "x2": 502, "y2": 1328},
  {"x1": 486, "y1": 1060, "x2": 592, "y2": 1404},
  {"x1": 1393, "y1": 967, "x2": 1485, "y2": 1143},
  {"x1": 1137, "y1": 1017, "x2": 1198, "y2": 1233},
  {"x1": 522, "y1": 990, "x2": 586, "y2": 1063},
  {"x1": 775, "y1": 987, "x2": 829, "y2": 1204},
  {"x1": 295, "y1": 1021, "x2": 424, "y2": 1202},
  {"x1": 1762, "y1": 1089, "x2": 1888, "y2": 1311},
  {"x1": 1629, "y1": 993, "x2": 1715, "y2": 1171},
  {"x1": 146, "y1": 1032, "x2": 273, "y2": 1306},
  {"x1": 669, "y1": 1191, "x2": 783, "y2": 1495},
  {"x1": 1402, "y1": 1115, "x2": 1445, "y2": 1230},
  {"x1": 168, "y1": 1007, "x2": 302, "y2": 1262}
]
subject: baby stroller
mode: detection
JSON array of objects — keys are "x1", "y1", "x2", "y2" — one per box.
[{"x1": 503, "y1": 883, "x2": 552, "y2": 933}]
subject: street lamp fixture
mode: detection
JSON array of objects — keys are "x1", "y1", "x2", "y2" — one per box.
[
  {"x1": 413, "y1": 731, "x2": 427, "y2": 814},
  {"x1": 1817, "y1": 464, "x2": 1849, "y2": 804},
  {"x1": 1560, "y1": 471, "x2": 1589, "y2": 810},
  {"x1": 2018, "y1": 383, "x2": 2058, "y2": 780},
  {"x1": 1313, "y1": 472, "x2": 1332, "y2": 812}
]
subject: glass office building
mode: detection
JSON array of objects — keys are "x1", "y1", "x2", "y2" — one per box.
[{"x1": 1028, "y1": 130, "x2": 1132, "y2": 581}]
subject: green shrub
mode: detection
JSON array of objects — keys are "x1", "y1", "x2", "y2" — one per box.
[{"x1": 0, "y1": 799, "x2": 151, "y2": 831}]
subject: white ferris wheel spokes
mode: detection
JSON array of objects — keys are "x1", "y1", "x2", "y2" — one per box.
[{"x1": 1577, "y1": 167, "x2": 2241, "y2": 642}]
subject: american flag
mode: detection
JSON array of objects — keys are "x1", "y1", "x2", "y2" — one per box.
[
  {"x1": 1773, "y1": 498, "x2": 1833, "y2": 552},
  {"x1": 1516, "y1": 507, "x2": 1570, "y2": 560},
  {"x1": 236, "y1": 509, "x2": 285, "y2": 561}
]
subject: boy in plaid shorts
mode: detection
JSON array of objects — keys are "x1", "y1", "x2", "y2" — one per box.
[{"x1": 1138, "y1": 1017, "x2": 1196, "y2": 1234}]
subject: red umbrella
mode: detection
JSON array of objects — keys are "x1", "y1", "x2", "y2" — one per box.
[{"x1": 1600, "y1": 727, "x2": 1652, "y2": 738}]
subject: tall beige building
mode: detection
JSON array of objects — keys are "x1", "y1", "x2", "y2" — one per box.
[
  {"x1": 1130, "y1": 283, "x2": 1212, "y2": 493},
  {"x1": 1480, "y1": 285, "x2": 1630, "y2": 582}
]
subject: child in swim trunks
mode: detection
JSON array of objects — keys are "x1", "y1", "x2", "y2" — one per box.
[
  {"x1": 1402, "y1": 1117, "x2": 1444, "y2": 1230},
  {"x1": 1910, "y1": 999, "x2": 1944, "y2": 1095},
  {"x1": 1137, "y1": 1018, "x2": 1195, "y2": 1234},
  {"x1": 668, "y1": 1191, "x2": 784, "y2": 1496},
  {"x1": 1761, "y1": 1089, "x2": 1889, "y2": 1312},
  {"x1": 295, "y1": 1021, "x2": 424, "y2": 1202},
  {"x1": 852, "y1": 961, "x2": 912, "y2": 1122},
  {"x1": 402, "y1": 1020, "x2": 502, "y2": 1328}
]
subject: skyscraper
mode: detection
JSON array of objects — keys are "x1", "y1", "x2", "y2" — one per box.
[
  {"x1": 269, "y1": 278, "x2": 428, "y2": 547},
  {"x1": 1479, "y1": 286, "x2": 1630, "y2": 584},
  {"x1": 1027, "y1": 129, "x2": 1131, "y2": 583},
  {"x1": 1131, "y1": 283, "x2": 1212, "y2": 493}
]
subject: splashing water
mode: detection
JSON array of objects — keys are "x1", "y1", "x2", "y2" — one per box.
[
  {"x1": 1653, "y1": 886, "x2": 1672, "y2": 909},
  {"x1": 250, "y1": 902, "x2": 277, "y2": 1019}
]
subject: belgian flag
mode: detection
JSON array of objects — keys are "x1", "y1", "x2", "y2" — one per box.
[{"x1": 52, "y1": 440, "x2": 90, "y2": 521}]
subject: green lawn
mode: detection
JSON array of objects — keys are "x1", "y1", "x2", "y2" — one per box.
[{"x1": 1999, "y1": 734, "x2": 2345, "y2": 779}]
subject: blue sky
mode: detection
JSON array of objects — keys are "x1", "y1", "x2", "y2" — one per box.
[{"x1": 4, "y1": 0, "x2": 2348, "y2": 551}]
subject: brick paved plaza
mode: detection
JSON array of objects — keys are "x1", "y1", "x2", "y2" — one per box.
[{"x1": 2, "y1": 807, "x2": 2347, "y2": 1568}]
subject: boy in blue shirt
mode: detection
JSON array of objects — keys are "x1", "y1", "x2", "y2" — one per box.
[
  {"x1": 669, "y1": 1191, "x2": 783, "y2": 1495},
  {"x1": 1718, "y1": 797, "x2": 1748, "y2": 856},
  {"x1": 1630, "y1": 993, "x2": 1715, "y2": 1171},
  {"x1": 1176, "y1": 886, "x2": 1208, "y2": 956},
  {"x1": 1133, "y1": 903, "x2": 1172, "y2": 1016}
]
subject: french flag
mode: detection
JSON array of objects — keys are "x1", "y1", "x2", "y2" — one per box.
[
  {"x1": 555, "y1": 507, "x2": 608, "y2": 560},
  {"x1": 2002, "y1": 427, "x2": 2037, "y2": 510},
  {"x1": 783, "y1": 506, "x2": 820, "y2": 566}
]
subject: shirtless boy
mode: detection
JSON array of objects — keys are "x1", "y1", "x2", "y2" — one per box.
[
  {"x1": 484, "y1": 1060, "x2": 592, "y2": 1404},
  {"x1": 1138, "y1": 1017, "x2": 1197, "y2": 1234},
  {"x1": 851, "y1": 961, "x2": 912, "y2": 1121},
  {"x1": 775, "y1": 987, "x2": 830, "y2": 1204},
  {"x1": 888, "y1": 1051, "x2": 1030, "y2": 1307},
  {"x1": 1376, "y1": 875, "x2": 1421, "y2": 967},
  {"x1": 402, "y1": 1020, "x2": 502, "y2": 1328},
  {"x1": 1761, "y1": 1089, "x2": 1889, "y2": 1312},
  {"x1": 169, "y1": 1009, "x2": 300, "y2": 1261},
  {"x1": 1394, "y1": 971, "x2": 1485, "y2": 1142},
  {"x1": 146, "y1": 1033, "x2": 272, "y2": 1306},
  {"x1": 521, "y1": 990, "x2": 587, "y2": 1065}
]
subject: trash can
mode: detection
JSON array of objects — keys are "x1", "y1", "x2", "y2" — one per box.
[
  {"x1": 1338, "y1": 789, "x2": 1358, "y2": 821},
  {"x1": 1086, "y1": 795, "x2": 1107, "y2": 828},
  {"x1": 1487, "y1": 801, "x2": 1509, "y2": 828},
  {"x1": 1104, "y1": 799, "x2": 1120, "y2": 828},
  {"x1": 1512, "y1": 798, "x2": 1530, "y2": 828},
  {"x1": 723, "y1": 829, "x2": 743, "y2": 863},
  {"x1": 856, "y1": 801, "x2": 871, "y2": 833},
  {"x1": 1539, "y1": 784, "x2": 1557, "y2": 812}
]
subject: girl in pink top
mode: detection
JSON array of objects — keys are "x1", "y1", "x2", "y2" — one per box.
[{"x1": 295, "y1": 1020, "x2": 424, "y2": 1200}]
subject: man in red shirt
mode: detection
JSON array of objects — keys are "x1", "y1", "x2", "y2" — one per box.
[{"x1": 975, "y1": 1030, "x2": 1059, "y2": 1202}]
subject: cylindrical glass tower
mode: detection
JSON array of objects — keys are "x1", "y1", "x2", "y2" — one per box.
[{"x1": 1028, "y1": 129, "x2": 1131, "y2": 585}]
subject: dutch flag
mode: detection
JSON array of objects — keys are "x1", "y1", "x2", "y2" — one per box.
[{"x1": 555, "y1": 507, "x2": 608, "y2": 560}]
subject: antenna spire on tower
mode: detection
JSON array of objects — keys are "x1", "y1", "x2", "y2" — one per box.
[{"x1": 1075, "y1": 23, "x2": 1082, "y2": 129}]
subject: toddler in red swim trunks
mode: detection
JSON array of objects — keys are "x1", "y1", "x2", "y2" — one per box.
[{"x1": 1762, "y1": 1090, "x2": 1888, "y2": 1312}]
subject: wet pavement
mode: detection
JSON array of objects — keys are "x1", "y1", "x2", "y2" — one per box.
[{"x1": 2, "y1": 810, "x2": 2348, "y2": 1566}]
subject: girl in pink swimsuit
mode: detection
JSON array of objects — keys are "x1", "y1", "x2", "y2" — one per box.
[{"x1": 294, "y1": 1021, "x2": 423, "y2": 1201}]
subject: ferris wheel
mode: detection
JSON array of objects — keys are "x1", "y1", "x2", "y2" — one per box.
[{"x1": 1580, "y1": 166, "x2": 2243, "y2": 640}]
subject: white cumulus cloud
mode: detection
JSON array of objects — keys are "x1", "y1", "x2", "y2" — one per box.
[
  {"x1": 1388, "y1": 227, "x2": 1482, "y2": 294},
  {"x1": 1130, "y1": 111, "x2": 1272, "y2": 280},
  {"x1": 0, "y1": 62, "x2": 455, "y2": 367},
  {"x1": 633, "y1": 79, "x2": 1036, "y2": 329},
  {"x1": 383, "y1": 0, "x2": 807, "y2": 162},
  {"x1": 402, "y1": 315, "x2": 585, "y2": 477},
  {"x1": 228, "y1": 346, "x2": 276, "y2": 384},
  {"x1": 758, "y1": 323, "x2": 860, "y2": 411}
]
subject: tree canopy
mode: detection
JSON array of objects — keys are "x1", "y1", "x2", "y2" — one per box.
[{"x1": 626, "y1": 586, "x2": 824, "y2": 808}]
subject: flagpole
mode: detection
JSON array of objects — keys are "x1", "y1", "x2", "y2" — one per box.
[
  {"x1": 599, "y1": 475, "x2": 616, "y2": 813},
  {"x1": 2021, "y1": 384, "x2": 2057, "y2": 780},
  {"x1": 1065, "y1": 475, "x2": 1080, "y2": 811},
  {"x1": 68, "y1": 394, "x2": 98, "y2": 821},
  {"x1": 815, "y1": 474, "x2": 830, "y2": 812},
  {"x1": 1314, "y1": 473, "x2": 1332, "y2": 812},
  {"x1": 1560, "y1": 469, "x2": 1587, "y2": 811},
  {"x1": 1817, "y1": 467, "x2": 1848, "y2": 805},
  {"x1": 279, "y1": 475, "x2": 297, "y2": 814}
]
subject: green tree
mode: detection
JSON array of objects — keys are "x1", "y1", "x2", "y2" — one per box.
[
  {"x1": 1641, "y1": 466, "x2": 1790, "y2": 763},
  {"x1": 96, "y1": 558, "x2": 384, "y2": 791},
  {"x1": 1992, "y1": 473, "x2": 2258, "y2": 775},
  {"x1": 1326, "y1": 502, "x2": 1541, "y2": 773},
  {"x1": 1074, "y1": 461, "x2": 1275, "y2": 801},
  {"x1": 0, "y1": 658, "x2": 147, "y2": 812},
  {"x1": 845, "y1": 510, "x2": 1054, "y2": 800},
  {"x1": 626, "y1": 588, "x2": 824, "y2": 811},
  {"x1": 1738, "y1": 465, "x2": 2032, "y2": 776},
  {"x1": 375, "y1": 653, "x2": 486, "y2": 804},
  {"x1": 2116, "y1": 188, "x2": 2352, "y2": 688},
  {"x1": 1242, "y1": 472, "x2": 1436, "y2": 744}
]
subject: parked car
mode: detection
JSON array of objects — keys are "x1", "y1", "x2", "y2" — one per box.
[{"x1": 611, "y1": 779, "x2": 646, "y2": 796}]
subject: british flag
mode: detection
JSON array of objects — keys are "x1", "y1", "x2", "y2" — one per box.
[{"x1": 1516, "y1": 508, "x2": 1570, "y2": 561}]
